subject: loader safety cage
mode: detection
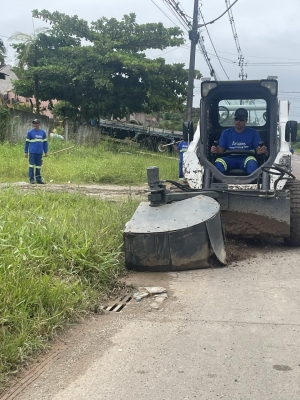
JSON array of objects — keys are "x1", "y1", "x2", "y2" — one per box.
[{"x1": 199, "y1": 79, "x2": 278, "y2": 187}]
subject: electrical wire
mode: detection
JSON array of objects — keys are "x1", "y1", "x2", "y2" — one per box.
[
  {"x1": 163, "y1": 1, "x2": 190, "y2": 33},
  {"x1": 224, "y1": 0, "x2": 246, "y2": 80},
  {"x1": 163, "y1": 0, "x2": 192, "y2": 29},
  {"x1": 160, "y1": 0, "x2": 220, "y2": 81},
  {"x1": 150, "y1": 0, "x2": 183, "y2": 29},
  {"x1": 198, "y1": 6, "x2": 230, "y2": 80}
]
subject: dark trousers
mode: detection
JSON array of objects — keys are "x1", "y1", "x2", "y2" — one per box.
[
  {"x1": 215, "y1": 156, "x2": 258, "y2": 174},
  {"x1": 179, "y1": 162, "x2": 184, "y2": 178},
  {"x1": 29, "y1": 153, "x2": 43, "y2": 182}
]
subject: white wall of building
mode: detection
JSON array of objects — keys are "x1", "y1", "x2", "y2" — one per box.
[{"x1": 0, "y1": 65, "x2": 18, "y2": 94}]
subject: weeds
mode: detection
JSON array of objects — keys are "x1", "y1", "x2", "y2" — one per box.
[
  {"x1": 0, "y1": 140, "x2": 178, "y2": 387},
  {"x1": 0, "y1": 188, "x2": 138, "y2": 386},
  {"x1": 0, "y1": 140, "x2": 178, "y2": 184}
]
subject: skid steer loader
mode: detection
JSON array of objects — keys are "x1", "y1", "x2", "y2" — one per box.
[{"x1": 123, "y1": 79, "x2": 299, "y2": 271}]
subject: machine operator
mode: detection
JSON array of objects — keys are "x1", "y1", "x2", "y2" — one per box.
[{"x1": 211, "y1": 108, "x2": 267, "y2": 174}]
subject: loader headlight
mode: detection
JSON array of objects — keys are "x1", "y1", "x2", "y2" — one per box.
[
  {"x1": 261, "y1": 80, "x2": 278, "y2": 96},
  {"x1": 201, "y1": 82, "x2": 218, "y2": 97}
]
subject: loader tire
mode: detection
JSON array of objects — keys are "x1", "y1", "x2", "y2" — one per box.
[{"x1": 284, "y1": 178, "x2": 300, "y2": 246}]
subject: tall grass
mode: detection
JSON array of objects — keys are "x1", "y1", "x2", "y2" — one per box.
[
  {"x1": 0, "y1": 139, "x2": 179, "y2": 387},
  {"x1": 0, "y1": 140, "x2": 178, "y2": 184},
  {"x1": 0, "y1": 187, "x2": 138, "y2": 387}
]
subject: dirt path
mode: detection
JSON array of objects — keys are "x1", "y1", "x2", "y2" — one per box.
[{"x1": 0, "y1": 182, "x2": 148, "y2": 201}]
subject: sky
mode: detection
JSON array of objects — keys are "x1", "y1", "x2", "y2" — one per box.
[{"x1": 1, "y1": 0, "x2": 300, "y2": 120}]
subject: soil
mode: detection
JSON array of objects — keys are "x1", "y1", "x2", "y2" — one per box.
[{"x1": 0, "y1": 182, "x2": 148, "y2": 202}]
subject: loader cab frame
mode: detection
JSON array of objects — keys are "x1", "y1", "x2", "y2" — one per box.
[{"x1": 199, "y1": 80, "x2": 279, "y2": 187}]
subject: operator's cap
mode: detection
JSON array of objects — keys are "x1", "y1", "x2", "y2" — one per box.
[
  {"x1": 234, "y1": 108, "x2": 248, "y2": 121},
  {"x1": 32, "y1": 119, "x2": 40, "y2": 124}
]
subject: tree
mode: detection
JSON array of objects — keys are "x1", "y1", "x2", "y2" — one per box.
[
  {"x1": 9, "y1": 28, "x2": 49, "y2": 115},
  {"x1": 0, "y1": 39, "x2": 6, "y2": 65},
  {"x1": 158, "y1": 107, "x2": 200, "y2": 131},
  {"x1": 11, "y1": 10, "x2": 201, "y2": 121},
  {"x1": 51, "y1": 100, "x2": 79, "y2": 121}
]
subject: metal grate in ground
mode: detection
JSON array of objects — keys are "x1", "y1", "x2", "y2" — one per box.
[{"x1": 102, "y1": 294, "x2": 132, "y2": 312}]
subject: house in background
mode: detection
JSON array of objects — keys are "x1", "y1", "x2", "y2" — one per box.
[
  {"x1": 0, "y1": 65, "x2": 18, "y2": 94},
  {"x1": 0, "y1": 65, "x2": 55, "y2": 117}
]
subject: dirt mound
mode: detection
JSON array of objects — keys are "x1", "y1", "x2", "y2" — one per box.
[{"x1": 209, "y1": 236, "x2": 284, "y2": 268}]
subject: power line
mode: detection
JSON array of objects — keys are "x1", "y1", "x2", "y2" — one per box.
[
  {"x1": 150, "y1": 0, "x2": 182, "y2": 29},
  {"x1": 163, "y1": 1, "x2": 190, "y2": 33},
  {"x1": 197, "y1": 39, "x2": 219, "y2": 80},
  {"x1": 225, "y1": 0, "x2": 246, "y2": 80},
  {"x1": 207, "y1": 49, "x2": 300, "y2": 61},
  {"x1": 162, "y1": 0, "x2": 220, "y2": 82},
  {"x1": 163, "y1": 0, "x2": 192, "y2": 30},
  {"x1": 198, "y1": 6, "x2": 229, "y2": 80}
]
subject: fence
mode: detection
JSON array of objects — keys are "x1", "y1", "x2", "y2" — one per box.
[
  {"x1": 0, "y1": 110, "x2": 183, "y2": 145},
  {"x1": 0, "y1": 108, "x2": 50, "y2": 143}
]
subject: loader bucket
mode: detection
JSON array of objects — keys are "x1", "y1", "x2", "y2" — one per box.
[{"x1": 123, "y1": 195, "x2": 226, "y2": 272}]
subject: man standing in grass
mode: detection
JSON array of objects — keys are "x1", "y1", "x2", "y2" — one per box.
[{"x1": 24, "y1": 119, "x2": 48, "y2": 184}]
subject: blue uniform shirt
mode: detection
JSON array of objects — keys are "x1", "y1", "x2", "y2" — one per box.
[
  {"x1": 24, "y1": 128, "x2": 48, "y2": 155},
  {"x1": 219, "y1": 127, "x2": 261, "y2": 153}
]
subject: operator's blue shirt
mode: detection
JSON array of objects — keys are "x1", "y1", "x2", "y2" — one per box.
[
  {"x1": 177, "y1": 141, "x2": 189, "y2": 163},
  {"x1": 24, "y1": 128, "x2": 48, "y2": 155},
  {"x1": 219, "y1": 127, "x2": 261, "y2": 154}
]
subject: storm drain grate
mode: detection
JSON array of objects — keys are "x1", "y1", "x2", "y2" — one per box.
[{"x1": 103, "y1": 294, "x2": 132, "y2": 312}]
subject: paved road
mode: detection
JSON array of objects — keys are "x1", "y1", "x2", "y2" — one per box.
[
  {"x1": 3, "y1": 156, "x2": 300, "y2": 400},
  {"x1": 10, "y1": 248, "x2": 300, "y2": 400}
]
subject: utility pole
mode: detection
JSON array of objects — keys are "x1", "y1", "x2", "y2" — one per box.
[
  {"x1": 179, "y1": 0, "x2": 238, "y2": 140},
  {"x1": 184, "y1": 0, "x2": 239, "y2": 120},
  {"x1": 186, "y1": 0, "x2": 199, "y2": 122}
]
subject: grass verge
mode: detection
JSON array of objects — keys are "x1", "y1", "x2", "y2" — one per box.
[
  {"x1": 0, "y1": 140, "x2": 178, "y2": 184},
  {"x1": 0, "y1": 188, "x2": 139, "y2": 388}
]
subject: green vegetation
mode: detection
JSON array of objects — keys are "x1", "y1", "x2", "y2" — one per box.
[
  {"x1": 0, "y1": 140, "x2": 178, "y2": 184},
  {"x1": 157, "y1": 108, "x2": 200, "y2": 132},
  {"x1": 10, "y1": 11, "x2": 200, "y2": 120},
  {"x1": 0, "y1": 189, "x2": 138, "y2": 386},
  {"x1": 0, "y1": 140, "x2": 178, "y2": 388}
]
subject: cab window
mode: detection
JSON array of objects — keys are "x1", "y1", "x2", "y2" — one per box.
[{"x1": 218, "y1": 99, "x2": 267, "y2": 127}]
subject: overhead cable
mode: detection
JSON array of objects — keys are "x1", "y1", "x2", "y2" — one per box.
[
  {"x1": 163, "y1": 0, "x2": 192, "y2": 29},
  {"x1": 162, "y1": 0, "x2": 220, "y2": 81},
  {"x1": 150, "y1": 0, "x2": 183, "y2": 29},
  {"x1": 225, "y1": 0, "x2": 246, "y2": 80},
  {"x1": 198, "y1": 5, "x2": 229, "y2": 80}
]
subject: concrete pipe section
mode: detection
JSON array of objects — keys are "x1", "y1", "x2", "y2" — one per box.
[{"x1": 123, "y1": 195, "x2": 226, "y2": 272}]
